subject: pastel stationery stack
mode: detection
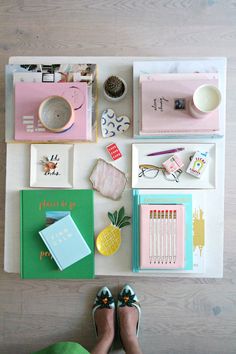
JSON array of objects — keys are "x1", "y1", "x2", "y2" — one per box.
[
  {"x1": 132, "y1": 58, "x2": 226, "y2": 140},
  {"x1": 132, "y1": 190, "x2": 194, "y2": 273},
  {"x1": 139, "y1": 73, "x2": 219, "y2": 135},
  {"x1": 5, "y1": 63, "x2": 97, "y2": 143},
  {"x1": 20, "y1": 189, "x2": 94, "y2": 279},
  {"x1": 15, "y1": 82, "x2": 88, "y2": 141},
  {"x1": 139, "y1": 204, "x2": 185, "y2": 269},
  {"x1": 39, "y1": 214, "x2": 91, "y2": 271}
]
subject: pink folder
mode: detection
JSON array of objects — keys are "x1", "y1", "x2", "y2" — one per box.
[
  {"x1": 15, "y1": 82, "x2": 88, "y2": 141},
  {"x1": 139, "y1": 204, "x2": 185, "y2": 269},
  {"x1": 140, "y1": 73, "x2": 219, "y2": 133}
]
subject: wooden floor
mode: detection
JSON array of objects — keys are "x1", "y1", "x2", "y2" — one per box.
[{"x1": 1, "y1": 1, "x2": 236, "y2": 353}]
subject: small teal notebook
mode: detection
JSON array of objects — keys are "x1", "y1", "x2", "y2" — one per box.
[{"x1": 39, "y1": 214, "x2": 91, "y2": 271}]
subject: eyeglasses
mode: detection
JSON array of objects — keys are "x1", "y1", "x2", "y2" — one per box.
[
  {"x1": 138, "y1": 164, "x2": 183, "y2": 183},
  {"x1": 138, "y1": 164, "x2": 164, "y2": 179}
]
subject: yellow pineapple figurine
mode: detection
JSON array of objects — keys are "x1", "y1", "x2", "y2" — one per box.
[{"x1": 96, "y1": 207, "x2": 131, "y2": 256}]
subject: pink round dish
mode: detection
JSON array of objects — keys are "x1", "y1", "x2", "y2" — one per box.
[{"x1": 38, "y1": 95, "x2": 74, "y2": 133}]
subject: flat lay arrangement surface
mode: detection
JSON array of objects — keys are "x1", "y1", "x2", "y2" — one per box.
[
  {"x1": 2, "y1": 2, "x2": 236, "y2": 354},
  {"x1": 4, "y1": 56, "x2": 226, "y2": 279}
]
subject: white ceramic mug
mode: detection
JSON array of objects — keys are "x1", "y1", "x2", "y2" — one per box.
[{"x1": 189, "y1": 84, "x2": 221, "y2": 119}]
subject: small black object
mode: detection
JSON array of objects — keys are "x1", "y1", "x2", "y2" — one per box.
[{"x1": 174, "y1": 98, "x2": 186, "y2": 110}]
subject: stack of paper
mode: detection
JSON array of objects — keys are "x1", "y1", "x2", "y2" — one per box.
[
  {"x1": 20, "y1": 189, "x2": 94, "y2": 279},
  {"x1": 139, "y1": 73, "x2": 219, "y2": 135},
  {"x1": 6, "y1": 63, "x2": 97, "y2": 142}
]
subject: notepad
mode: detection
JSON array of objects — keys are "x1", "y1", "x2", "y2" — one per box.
[
  {"x1": 140, "y1": 73, "x2": 219, "y2": 134},
  {"x1": 139, "y1": 204, "x2": 185, "y2": 269},
  {"x1": 39, "y1": 214, "x2": 91, "y2": 271},
  {"x1": 15, "y1": 82, "x2": 89, "y2": 141}
]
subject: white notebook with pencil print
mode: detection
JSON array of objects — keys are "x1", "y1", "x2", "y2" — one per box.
[{"x1": 139, "y1": 204, "x2": 185, "y2": 269}]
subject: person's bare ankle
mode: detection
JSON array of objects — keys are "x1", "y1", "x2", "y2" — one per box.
[
  {"x1": 118, "y1": 306, "x2": 138, "y2": 342},
  {"x1": 95, "y1": 308, "x2": 115, "y2": 345}
]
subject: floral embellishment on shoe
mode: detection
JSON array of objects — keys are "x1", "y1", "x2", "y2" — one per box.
[
  {"x1": 118, "y1": 288, "x2": 136, "y2": 307},
  {"x1": 95, "y1": 289, "x2": 114, "y2": 309}
]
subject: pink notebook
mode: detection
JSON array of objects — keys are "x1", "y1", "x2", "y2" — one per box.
[
  {"x1": 139, "y1": 204, "x2": 185, "y2": 269},
  {"x1": 15, "y1": 82, "x2": 88, "y2": 141},
  {"x1": 140, "y1": 73, "x2": 219, "y2": 133}
]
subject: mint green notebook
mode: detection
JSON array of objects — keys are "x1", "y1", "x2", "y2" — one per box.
[
  {"x1": 39, "y1": 215, "x2": 91, "y2": 271},
  {"x1": 20, "y1": 189, "x2": 94, "y2": 279}
]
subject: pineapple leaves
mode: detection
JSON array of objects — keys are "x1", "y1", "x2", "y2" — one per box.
[
  {"x1": 108, "y1": 212, "x2": 115, "y2": 225},
  {"x1": 118, "y1": 221, "x2": 131, "y2": 229},
  {"x1": 120, "y1": 216, "x2": 131, "y2": 222},
  {"x1": 108, "y1": 207, "x2": 131, "y2": 228},
  {"x1": 117, "y1": 215, "x2": 131, "y2": 228},
  {"x1": 114, "y1": 211, "x2": 118, "y2": 225},
  {"x1": 117, "y1": 207, "x2": 125, "y2": 225},
  {"x1": 117, "y1": 207, "x2": 131, "y2": 229}
]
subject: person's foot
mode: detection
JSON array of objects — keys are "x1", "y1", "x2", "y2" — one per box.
[
  {"x1": 118, "y1": 305, "x2": 139, "y2": 342},
  {"x1": 92, "y1": 287, "x2": 115, "y2": 352},
  {"x1": 117, "y1": 284, "x2": 141, "y2": 349},
  {"x1": 94, "y1": 307, "x2": 115, "y2": 347}
]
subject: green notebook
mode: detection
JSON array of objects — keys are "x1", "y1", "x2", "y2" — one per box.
[{"x1": 20, "y1": 189, "x2": 94, "y2": 279}]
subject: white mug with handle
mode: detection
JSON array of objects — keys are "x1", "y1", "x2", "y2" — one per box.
[{"x1": 189, "y1": 84, "x2": 221, "y2": 119}]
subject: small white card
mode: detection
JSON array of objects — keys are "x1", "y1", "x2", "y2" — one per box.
[{"x1": 186, "y1": 151, "x2": 209, "y2": 178}]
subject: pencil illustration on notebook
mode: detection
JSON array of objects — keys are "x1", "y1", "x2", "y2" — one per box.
[
  {"x1": 173, "y1": 210, "x2": 177, "y2": 263},
  {"x1": 161, "y1": 210, "x2": 164, "y2": 263},
  {"x1": 165, "y1": 210, "x2": 168, "y2": 263},
  {"x1": 149, "y1": 210, "x2": 153, "y2": 264},
  {"x1": 153, "y1": 210, "x2": 157, "y2": 263},
  {"x1": 169, "y1": 210, "x2": 173, "y2": 264},
  {"x1": 139, "y1": 204, "x2": 185, "y2": 270},
  {"x1": 157, "y1": 210, "x2": 161, "y2": 263}
]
